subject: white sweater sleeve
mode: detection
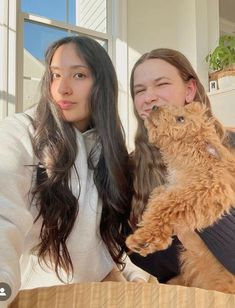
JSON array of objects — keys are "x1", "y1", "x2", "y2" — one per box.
[
  {"x1": 122, "y1": 254, "x2": 150, "y2": 282},
  {"x1": 0, "y1": 114, "x2": 34, "y2": 305}
]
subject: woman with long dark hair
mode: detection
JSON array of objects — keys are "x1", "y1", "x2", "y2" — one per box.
[{"x1": 0, "y1": 35, "x2": 149, "y2": 305}]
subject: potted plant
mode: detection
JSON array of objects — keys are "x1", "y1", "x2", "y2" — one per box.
[{"x1": 206, "y1": 35, "x2": 235, "y2": 90}]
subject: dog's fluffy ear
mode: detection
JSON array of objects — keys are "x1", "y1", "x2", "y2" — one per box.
[
  {"x1": 186, "y1": 102, "x2": 225, "y2": 141},
  {"x1": 185, "y1": 101, "x2": 202, "y2": 112},
  {"x1": 185, "y1": 101, "x2": 208, "y2": 115}
]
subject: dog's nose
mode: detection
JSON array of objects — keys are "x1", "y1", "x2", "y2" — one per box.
[{"x1": 152, "y1": 105, "x2": 158, "y2": 111}]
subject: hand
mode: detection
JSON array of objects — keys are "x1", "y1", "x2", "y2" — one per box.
[
  {"x1": 101, "y1": 266, "x2": 127, "y2": 282},
  {"x1": 132, "y1": 278, "x2": 147, "y2": 283}
]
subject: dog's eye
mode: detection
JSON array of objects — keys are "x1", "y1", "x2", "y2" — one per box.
[{"x1": 176, "y1": 116, "x2": 185, "y2": 123}]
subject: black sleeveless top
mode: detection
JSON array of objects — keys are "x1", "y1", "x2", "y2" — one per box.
[{"x1": 198, "y1": 207, "x2": 235, "y2": 274}]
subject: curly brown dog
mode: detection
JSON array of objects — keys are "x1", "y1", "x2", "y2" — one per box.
[{"x1": 126, "y1": 101, "x2": 235, "y2": 293}]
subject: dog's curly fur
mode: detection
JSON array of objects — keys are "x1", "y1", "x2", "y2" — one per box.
[{"x1": 126, "y1": 101, "x2": 235, "y2": 293}]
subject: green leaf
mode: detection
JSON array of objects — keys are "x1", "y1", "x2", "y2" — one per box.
[{"x1": 205, "y1": 35, "x2": 235, "y2": 71}]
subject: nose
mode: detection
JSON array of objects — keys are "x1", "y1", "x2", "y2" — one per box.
[
  {"x1": 144, "y1": 88, "x2": 158, "y2": 104},
  {"x1": 57, "y1": 78, "x2": 72, "y2": 95}
]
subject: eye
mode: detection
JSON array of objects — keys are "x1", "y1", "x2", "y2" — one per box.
[
  {"x1": 135, "y1": 88, "x2": 145, "y2": 95},
  {"x1": 176, "y1": 116, "x2": 185, "y2": 123},
  {"x1": 152, "y1": 105, "x2": 158, "y2": 111},
  {"x1": 157, "y1": 82, "x2": 169, "y2": 86},
  {"x1": 51, "y1": 72, "x2": 60, "y2": 79},
  {"x1": 74, "y1": 72, "x2": 86, "y2": 79}
]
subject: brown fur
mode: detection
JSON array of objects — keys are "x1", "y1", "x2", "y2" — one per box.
[{"x1": 126, "y1": 101, "x2": 235, "y2": 293}]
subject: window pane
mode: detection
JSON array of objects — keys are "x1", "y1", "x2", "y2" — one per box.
[
  {"x1": 95, "y1": 38, "x2": 108, "y2": 51},
  {"x1": 68, "y1": 0, "x2": 76, "y2": 25},
  {"x1": 23, "y1": 21, "x2": 67, "y2": 109},
  {"x1": 23, "y1": 78, "x2": 41, "y2": 111},
  {"x1": 24, "y1": 21, "x2": 68, "y2": 61},
  {"x1": 75, "y1": 0, "x2": 107, "y2": 33},
  {"x1": 71, "y1": 32, "x2": 108, "y2": 51},
  {"x1": 21, "y1": 0, "x2": 67, "y2": 22}
]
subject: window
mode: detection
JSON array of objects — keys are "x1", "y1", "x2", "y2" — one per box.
[{"x1": 23, "y1": 21, "x2": 68, "y2": 110}]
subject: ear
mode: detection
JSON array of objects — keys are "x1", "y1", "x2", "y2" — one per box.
[{"x1": 185, "y1": 79, "x2": 197, "y2": 103}]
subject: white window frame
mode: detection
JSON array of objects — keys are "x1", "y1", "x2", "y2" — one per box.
[{"x1": 0, "y1": 0, "x2": 19, "y2": 118}]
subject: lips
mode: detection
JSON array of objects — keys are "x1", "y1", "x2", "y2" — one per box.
[
  {"x1": 142, "y1": 109, "x2": 153, "y2": 117},
  {"x1": 57, "y1": 100, "x2": 75, "y2": 110}
]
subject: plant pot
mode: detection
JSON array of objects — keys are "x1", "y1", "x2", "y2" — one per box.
[
  {"x1": 218, "y1": 74, "x2": 235, "y2": 89},
  {"x1": 209, "y1": 67, "x2": 235, "y2": 90}
]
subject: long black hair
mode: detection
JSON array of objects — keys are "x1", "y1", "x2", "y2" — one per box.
[{"x1": 31, "y1": 35, "x2": 132, "y2": 280}]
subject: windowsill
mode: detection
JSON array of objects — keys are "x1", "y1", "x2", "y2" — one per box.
[{"x1": 207, "y1": 85, "x2": 235, "y2": 96}]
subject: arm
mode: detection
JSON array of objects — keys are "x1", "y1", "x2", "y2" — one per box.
[
  {"x1": 197, "y1": 208, "x2": 235, "y2": 274},
  {"x1": 125, "y1": 220, "x2": 180, "y2": 283},
  {"x1": 101, "y1": 265, "x2": 127, "y2": 282},
  {"x1": 101, "y1": 255, "x2": 151, "y2": 282},
  {"x1": 122, "y1": 254, "x2": 151, "y2": 282},
  {"x1": 129, "y1": 237, "x2": 181, "y2": 283},
  {"x1": 176, "y1": 208, "x2": 235, "y2": 275},
  {"x1": 0, "y1": 114, "x2": 35, "y2": 304}
]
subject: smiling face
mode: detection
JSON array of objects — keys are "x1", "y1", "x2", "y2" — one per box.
[
  {"x1": 133, "y1": 59, "x2": 196, "y2": 119},
  {"x1": 50, "y1": 43, "x2": 94, "y2": 132}
]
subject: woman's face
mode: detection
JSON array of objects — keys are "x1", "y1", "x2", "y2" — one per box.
[
  {"x1": 133, "y1": 58, "x2": 196, "y2": 119},
  {"x1": 50, "y1": 43, "x2": 93, "y2": 131}
]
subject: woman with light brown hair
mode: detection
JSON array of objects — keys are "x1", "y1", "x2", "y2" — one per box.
[{"x1": 128, "y1": 48, "x2": 235, "y2": 283}]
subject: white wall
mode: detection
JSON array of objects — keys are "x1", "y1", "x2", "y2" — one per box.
[
  {"x1": 208, "y1": 88, "x2": 235, "y2": 129},
  {"x1": 127, "y1": 0, "x2": 179, "y2": 149}
]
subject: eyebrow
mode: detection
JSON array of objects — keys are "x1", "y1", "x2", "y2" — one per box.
[
  {"x1": 133, "y1": 76, "x2": 170, "y2": 88},
  {"x1": 50, "y1": 65, "x2": 89, "y2": 70}
]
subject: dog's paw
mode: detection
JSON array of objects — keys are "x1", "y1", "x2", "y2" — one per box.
[
  {"x1": 126, "y1": 228, "x2": 172, "y2": 256},
  {"x1": 126, "y1": 234, "x2": 153, "y2": 256}
]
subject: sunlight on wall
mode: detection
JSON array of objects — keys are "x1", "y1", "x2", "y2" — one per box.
[
  {"x1": 127, "y1": 47, "x2": 141, "y2": 151},
  {"x1": 23, "y1": 49, "x2": 45, "y2": 110}
]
